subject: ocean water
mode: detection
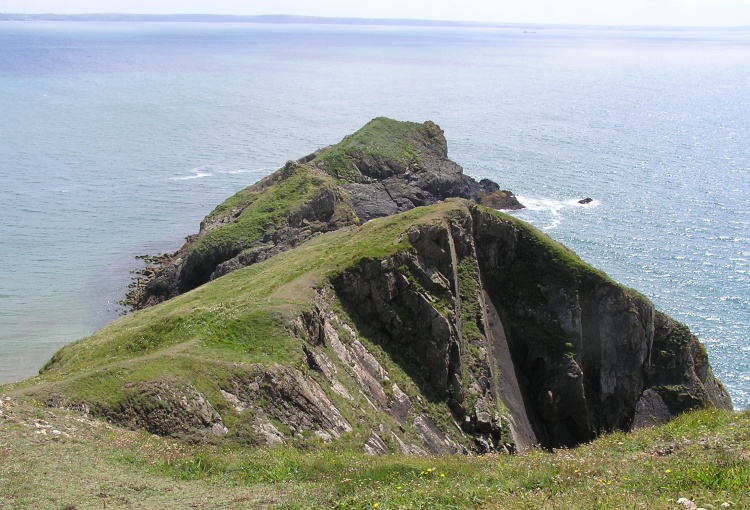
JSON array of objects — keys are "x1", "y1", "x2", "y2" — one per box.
[{"x1": 0, "y1": 22, "x2": 748, "y2": 409}]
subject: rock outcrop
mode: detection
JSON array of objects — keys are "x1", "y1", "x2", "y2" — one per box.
[
  {"x1": 107, "y1": 378, "x2": 228, "y2": 439},
  {"x1": 126, "y1": 118, "x2": 521, "y2": 309}
]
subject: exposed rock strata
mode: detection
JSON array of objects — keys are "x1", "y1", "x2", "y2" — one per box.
[
  {"x1": 108, "y1": 378, "x2": 227, "y2": 439},
  {"x1": 116, "y1": 202, "x2": 729, "y2": 452},
  {"x1": 326, "y1": 203, "x2": 731, "y2": 449}
]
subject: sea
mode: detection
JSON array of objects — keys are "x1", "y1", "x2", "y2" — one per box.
[{"x1": 0, "y1": 21, "x2": 748, "y2": 410}]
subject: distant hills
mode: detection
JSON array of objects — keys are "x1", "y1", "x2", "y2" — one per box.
[{"x1": 1, "y1": 13, "x2": 746, "y2": 30}]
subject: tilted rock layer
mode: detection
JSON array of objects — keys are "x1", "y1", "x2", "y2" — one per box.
[{"x1": 327, "y1": 203, "x2": 731, "y2": 448}]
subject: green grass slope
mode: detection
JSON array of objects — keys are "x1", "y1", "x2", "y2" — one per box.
[
  {"x1": 4, "y1": 202, "x2": 730, "y2": 435},
  {"x1": 4, "y1": 204, "x2": 455, "y2": 443},
  {"x1": 179, "y1": 162, "x2": 358, "y2": 290},
  {"x1": 1, "y1": 395, "x2": 747, "y2": 509}
]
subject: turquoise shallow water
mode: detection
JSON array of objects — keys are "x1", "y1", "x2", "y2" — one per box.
[{"x1": 0, "y1": 22, "x2": 748, "y2": 409}]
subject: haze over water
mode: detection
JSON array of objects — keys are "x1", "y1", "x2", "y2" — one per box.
[{"x1": 1, "y1": 21, "x2": 748, "y2": 409}]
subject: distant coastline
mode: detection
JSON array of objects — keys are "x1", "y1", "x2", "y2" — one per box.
[
  {"x1": 1, "y1": 13, "x2": 748, "y2": 31},
  {"x1": 1, "y1": 13, "x2": 531, "y2": 27}
]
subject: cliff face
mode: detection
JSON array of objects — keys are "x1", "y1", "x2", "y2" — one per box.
[
  {"x1": 19, "y1": 199, "x2": 731, "y2": 454},
  {"x1": 327, "y1": 203, "x2": 732, "y2": 449},
  {"x1": 128, "y1": 117, "x2": 521, "y2": 309}
]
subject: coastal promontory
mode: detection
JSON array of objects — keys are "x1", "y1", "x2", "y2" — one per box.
[{"x1": 3, "y1": 118, "x2": 731, "y2": 458}]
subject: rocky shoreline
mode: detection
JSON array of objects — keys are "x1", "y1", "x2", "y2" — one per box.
[{"x1": 121, "y1": 251, "x2": 179, "y2": 311}]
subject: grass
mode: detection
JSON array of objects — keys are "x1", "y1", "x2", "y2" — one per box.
[
  {"x1": 4, "y1": 200, "x2": 710, "y2": 441},
  {"x1": 181, "y1": 117, "x2": 440, "y2": 291},
  {"x1": 35, "y1": 203, "x2": 447, "y2": 377},
  {"x1": 312, "y1": 117, "x2": 432, "y2": 180},
  {"x1": 182, "y1": 164, "x2": 355, "y2": 287},
  {"x1": 1, "y1": 395, "x2": 747, "y2": 509}
]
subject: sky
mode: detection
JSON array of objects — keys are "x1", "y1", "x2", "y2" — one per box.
[{"x1": 2, "y1": 0, "x2": 750, "y2": 27}]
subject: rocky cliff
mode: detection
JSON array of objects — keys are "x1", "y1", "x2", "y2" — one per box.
[
  {"x1": 14, "y1": 194, "x2": 731, "y2": 454},
  {"x1": 127, "y1": 117, "x2": 521, "y2": 309}
]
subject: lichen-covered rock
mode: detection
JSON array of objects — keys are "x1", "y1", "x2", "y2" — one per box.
[
  {"x1": 413, "y1": 414, "x2": 459, "y2": 455},
  {"x1": 364, "y1": 431, "x2": 391, "y2": 456},
  {"x1": 106, "y1": 378, "x2": 227, "y2": 439},
  {"x1": 633, "y1": 389, "x2": 671, "y2": 428},
  {"x1": 258, "y1": 366, "x2": 352, "y2": 439}
]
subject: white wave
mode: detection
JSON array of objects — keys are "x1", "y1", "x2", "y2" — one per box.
[
  {"x1": 171, "y1": 169, "x2": 212, "y2": 181},
  {"x1": 513, "y1": 195, "x2": 600, "y2": 230},
  {"x1": 222, "y1": 168, "x2": 256, "y2": 175}
]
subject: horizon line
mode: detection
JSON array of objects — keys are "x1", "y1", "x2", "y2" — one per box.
[{"x1": 1, "y1": 13, "x2": 749, "y2": 30}]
